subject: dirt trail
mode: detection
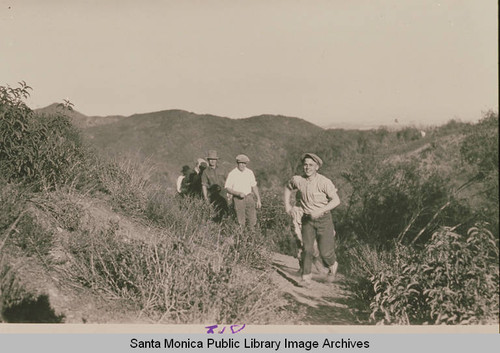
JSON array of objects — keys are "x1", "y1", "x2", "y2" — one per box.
[{"x1": 271, "y1": 252, "x2": 367, "y2": 325}]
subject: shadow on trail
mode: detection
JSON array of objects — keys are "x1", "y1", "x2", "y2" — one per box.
[{"x1": 272, "y1": 252, "x2": 371, "y2": 325}]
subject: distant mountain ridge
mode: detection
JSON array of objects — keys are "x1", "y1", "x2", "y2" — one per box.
[
  {"x1": 35, "y1": 103, "x2": 126, "y2": 128},
  {"x1": 46, "y1": 107, "x2": 325, "y2": 185},
  {"x1": 34, "y1": 103, "x2": 466, "y2": 189}
]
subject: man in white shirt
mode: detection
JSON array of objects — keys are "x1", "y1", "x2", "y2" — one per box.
[{"x1": 225, "y1": 154, "x2": 262, "y2": 229}]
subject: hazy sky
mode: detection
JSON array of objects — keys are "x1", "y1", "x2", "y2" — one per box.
[{"x1": 1, "y1": 0, "x2": 498, "y2": 126}]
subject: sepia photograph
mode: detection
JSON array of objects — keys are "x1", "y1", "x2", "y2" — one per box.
[{"x1": 0, "y1": 0, "x2": 498, "y2": 332}]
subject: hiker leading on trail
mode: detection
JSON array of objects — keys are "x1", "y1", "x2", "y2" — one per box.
[
  {"x1": 225, "y1": 154, "x2": 262, "y2": 229},
  {"x1": 201, "y1": 150, "x2": 229, "y2": 222},
  {"x1": 176, "y1": 165, "x2": 192, "y2": 195},
  {"x1": 283, "y1": 153, "x2": 340, "y2": 285}
]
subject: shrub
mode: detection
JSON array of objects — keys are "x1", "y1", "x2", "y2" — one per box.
[
  {"x1": 341, "y1": 158, "x2": 457, "y2": 246},
  {"x1": 0, "y1": 82, "x2": 87, "y2": 190},
  {"x1": 369, "y1": 225, "x2": 499, "y2": 325},
  {"x1": 259, "y1": 189, "x2": 298, "y2": 256}
]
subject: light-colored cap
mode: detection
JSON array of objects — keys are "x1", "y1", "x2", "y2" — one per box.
[
  {"x1": 301, "y1": 153, "x2": 323, "y2": 168},
  {"x1": 236, "y1": 154, "x2": 250, "y2": 163}
]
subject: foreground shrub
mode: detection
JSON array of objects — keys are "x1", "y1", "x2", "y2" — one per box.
[{"x1": 369, "y1": 225, "x2": 499, "y2": 324}]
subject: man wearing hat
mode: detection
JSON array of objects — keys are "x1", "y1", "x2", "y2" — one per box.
[
  {"x1": 284, "y1": 153, "x2": 340, "y2": 285},
  {"x1": 202, "y1": 150, "x2": 228, "y2": 222},
  {"x1": 225, "y1": 154, "x2": 262, "y2": 229}
]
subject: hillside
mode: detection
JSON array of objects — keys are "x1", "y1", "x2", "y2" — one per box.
[
  {"x1": 35, "y1": 103, "x2": 125, "y2": 129},
  {"x1": 83, "y1": 109, "x2": 324, "y2": 185},
  {"x1": 3, "y1": 85, "x2": 497, "y2": 326}
]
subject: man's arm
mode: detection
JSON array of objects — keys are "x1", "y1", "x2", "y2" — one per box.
[
  {"x1": 224, "y1": 171, "x2": 245, "y2": 198},
  {"x1": 309, "y1": 191, "x2": 340, "y2": 219},
  {"x1": 283, "y1": 187, "x2": 293, "y2": 214},
  {"x1": 201, "y1": 171, "x2": 210, "y2": 201},
  {"x1": 202, "y1": 185, "x2": 209, "y2": 201},
  {"x1": 252, "y1": 185, "x2": 262, "y2": 209},
  {"x1": 176, "y1": 176, "x2": 183, "y2": 193},
  {"x1": 226, "y1": 187, "x2": 246, "y2": 198}
]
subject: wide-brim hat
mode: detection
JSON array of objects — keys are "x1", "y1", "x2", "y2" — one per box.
[
  {"x1": 181, "y1": 165, "x2": 191, "y2": 173},
  {"x1": 236, "y1": 154, "x2": 250, "y2": 163},
  {"x1": 206, "y1": 150, "x2": 219, "y2": 160},
  {"x1": 301, "y1": 153, "x2": 323, "y2": 168}
]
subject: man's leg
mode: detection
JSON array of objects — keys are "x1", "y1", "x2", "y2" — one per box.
[
  {"x1": 246, "y1": 194, "x2": 257, "y2": 229},
  {"x1": 315, "y1": 213, "x2": 337, "y2": 266},
  {"x1": 315, "y1": 213, "x2": 338, "y2": 281},
  {"x1": 300, "y1": 216, "x2": 316, "y2": 277},
  {"x1": 233, "y1": 197, "x2": 246, "y2": 226}
]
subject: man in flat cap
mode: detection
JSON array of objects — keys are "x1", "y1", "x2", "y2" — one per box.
[
  {"x1": 202, "y1": 150, "x2": 228, "y2": 222},
  {"x1": 225, "y1": 154, "x2": 262, "y2": 229},
  {"x1": 284, "y1": 153, "x2": 340, "y2": 285}
]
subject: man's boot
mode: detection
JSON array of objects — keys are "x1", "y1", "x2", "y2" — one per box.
[
  {"x1": 313, "y1": 256, "x2": 329, "y2": 274},
  {"x1": 326, "y1": 261, "x2": 338, "y2": 283},
  {"x1": 300, "y1": 273, "x2": 313, "y2": 287}
]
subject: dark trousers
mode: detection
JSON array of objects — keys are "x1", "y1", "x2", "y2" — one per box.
[{"x1": 301, "y1": 212, "x2": 336, "y2": 276}]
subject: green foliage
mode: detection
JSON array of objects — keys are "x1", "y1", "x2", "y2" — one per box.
[
  {"x1": 459, "y1": 111, "x2": 499, "y2": 234},
  {"x1": 0, "y1": 82, "x2": 87, "y2": 190},
  {"x1": 369, "y1": 226, "x2": 499, "y2": 325},
  {"x1": 461, "y1": 111, "x2": 499, "y2": 177},
  {"x1": 259, "y1": 189, "x2": 298, "y2": 257},
  {"x1": 95, "y1": 155, "x2": 154, "y2": 213},
  {"x1": 0, "y1": 179, "x2": 26, "y2": 236},
  {"x1": 396, "y1": 127, "x2": 422, "y2": 142},
  {"x1": 340, "y1": 158, "x2": 467, "y2": 245}
]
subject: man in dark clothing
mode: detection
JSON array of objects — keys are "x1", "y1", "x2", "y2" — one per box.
[
  {"x1": 189, "y1": 160, "x2": 208, "y2": 198},
  {"x1": 177, "y1": 165, "x2": 193, "y2": 196},
  {"x1": 201, "y1": 150, "x2": 228, "y2": 222}
]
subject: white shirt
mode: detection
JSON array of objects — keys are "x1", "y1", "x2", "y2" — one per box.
[
  {"x1": 225, "y1": 167, "x2": 257, "y2": 195},
  {"x1": 176, "y1": 175, "x2": 185, "y2": 193}
]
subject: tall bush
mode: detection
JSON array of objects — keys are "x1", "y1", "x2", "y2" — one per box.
[{"x1": 0, "y1": 82, "x2": 86, "y2": 190}]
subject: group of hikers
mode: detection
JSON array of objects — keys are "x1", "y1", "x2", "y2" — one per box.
[
  {"x1": 176, "y1": 150, "x2": 262, "y2": 226},
  {"x1": 177, "y1": 150, "x2": 339, "y2": 286}
]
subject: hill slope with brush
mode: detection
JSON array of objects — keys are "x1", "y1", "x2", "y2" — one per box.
[{"x1": 2, "y1": 85, "x2": 498, "y2": 325}]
